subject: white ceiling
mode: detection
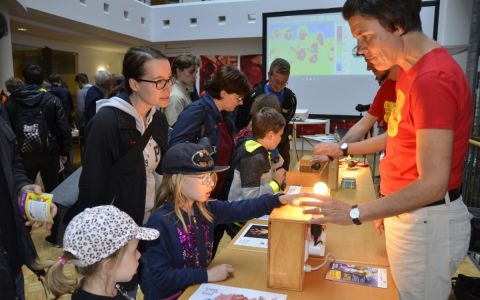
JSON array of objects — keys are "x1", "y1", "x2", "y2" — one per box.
[{"x1": 8, "y1": 2, "x2": 146, "y2": 53}]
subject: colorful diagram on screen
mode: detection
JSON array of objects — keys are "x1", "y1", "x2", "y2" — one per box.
[{"x1": 267, "y1": 14, "x2": 368, "y2": 76}]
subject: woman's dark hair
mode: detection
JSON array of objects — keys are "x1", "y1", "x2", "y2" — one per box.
[
  {"x1": 108, "y1": 74, "x2": 126, "y2": 97},
  {"x1": 172, "y1": 55, "x2": 199, "y2": 77},
  {"x1": 342, "y1": 0, "x2": 422, "y2": 34},
  {"x1": 203, "y1": 65, "x2": 250, "y2": 99},
  {"x1": 122, "y1": 46, "x2": 168, "y2": 94}
]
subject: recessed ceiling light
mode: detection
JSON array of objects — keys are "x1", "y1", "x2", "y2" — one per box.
[{"x1": 17, "y1": 27, "x2": 28, "y2": 32}]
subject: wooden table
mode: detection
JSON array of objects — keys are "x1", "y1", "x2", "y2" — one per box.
[{"x1": 179, "y1": 165, "x2": 400, "y2": 299}]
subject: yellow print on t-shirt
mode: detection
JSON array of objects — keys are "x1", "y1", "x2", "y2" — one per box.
[
  {"x1": 383, "y1": 101, "x2": 396, "y2": 123},
  {"x1": 388, "y1": 89, "x2": 405, "y2": 137}
]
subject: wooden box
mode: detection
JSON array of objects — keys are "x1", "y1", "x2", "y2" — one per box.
[
  {"x1": 268, "y1": 203, "x2": 312, "y2": 291},
  {"x1": 298, "y1": 156, "x2": 339, "y2": 191}
]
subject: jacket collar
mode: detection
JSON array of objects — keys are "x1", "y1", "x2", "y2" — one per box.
[{"x1": 201, "y1": 93, "x2": 222, "y2": 122}]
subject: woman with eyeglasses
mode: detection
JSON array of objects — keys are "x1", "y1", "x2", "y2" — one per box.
[
  {"x1": 169, "y1": 64, "x2": 250, "y2": 256},
  {"x1": 66, "y1": 45, "x2": 172, "y2": 230},
  {"x1": 139, "y1": 142, "x2": 308, "y2": 300}
]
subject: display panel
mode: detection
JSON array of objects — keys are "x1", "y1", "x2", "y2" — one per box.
[{"x1": 263, "y1": 3, "x2": 438, "y2": 116}]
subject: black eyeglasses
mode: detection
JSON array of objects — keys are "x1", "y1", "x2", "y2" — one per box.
[
  {"x1": 352, "y1": 45, "x2": 362, "y2": 58},
  {"x1": 136, "y1": 76, "x2": 176, "y2": 90}
]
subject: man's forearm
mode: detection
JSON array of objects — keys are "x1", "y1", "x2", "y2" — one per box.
[
  {"x1": 341, "y1": 114, "x2": 378, "y2": 143},
  {"x1": 348, "y1": 133, "x2": 386, "y2": 156}
]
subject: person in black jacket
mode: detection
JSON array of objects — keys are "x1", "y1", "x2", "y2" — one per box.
[
  {"x1": 65, "y1": 45, "x2": 171, "y2": 227},
  {"x1": 48, "y1": 73, "x2": 75, "y2": 178},
  {"x1": 235, "y1": 58, "x2": 297, "y2": 170},
  {"x1": 83, "y1": 70, "x2": 112, "y2": 127},
  {"x1": 0, "y1": 100, "x2": 57, "y2": 300},
  {"x1": 6, "y1": 64, "x2": 72, "y2": 193}
]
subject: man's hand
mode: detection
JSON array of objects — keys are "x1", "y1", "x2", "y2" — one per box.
[
  {"x1": 300, "y1": 194, "x2": 354, "y2": 225},
  {"x1": 310, "y1": 155, "x2": 330, "y2": 163},
  {"x1": 18, "y1": 184, "x2": 58, "y2": 230},
  {"x1": 279, "y1": 192, "x2": 321, "y2": 206},
  {"x1": 19, "y1": 184, "x2": 42, "y2": 197},
  {"x1": 373, "y1": 219, "x2": 384, "y2": 235},
  {"x1": 59, "y1": 155, "x2": 68, "y2": 165},
  {"x1": 207, "y1": 264, "x2": 235, "y2": 282},
  {"x1": 312, "y1": 142, "x2": 342, "y2": 159}
]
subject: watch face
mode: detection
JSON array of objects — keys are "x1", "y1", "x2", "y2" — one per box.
[
  {"x1": 350, "y1": 207, "x2": 360, "y2": 219},
  {"x1": 340, "y1": 143, "x2": 348, "y2": 150}
]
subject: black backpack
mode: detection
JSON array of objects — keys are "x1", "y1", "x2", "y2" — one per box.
[{"x1": 12, "y1": 94, "x2": 51, "y2": 154}]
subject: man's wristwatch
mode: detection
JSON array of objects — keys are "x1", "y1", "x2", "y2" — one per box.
[
  {"x1": 340, "y1": 142, "x2": 349, "y2": 156},
  {"x1": 349, "y1": 204, "x2": 362, "y2": 225}
]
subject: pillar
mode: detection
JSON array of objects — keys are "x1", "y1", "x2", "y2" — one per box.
[{"x1": 0, "y1": 4, "x2": 14, "y2": 90}]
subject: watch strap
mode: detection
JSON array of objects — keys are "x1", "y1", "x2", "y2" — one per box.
[
  {"x1": 341, "y1": 143, "x2": 349, "y2": 156},
  {"x1": 350, "y1": 204, "x2": 362, "y2": 225}
]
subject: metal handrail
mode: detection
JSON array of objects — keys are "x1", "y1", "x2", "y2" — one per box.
[{"x1": 470, "y1": 137, "x2": 480, "y2": 148}]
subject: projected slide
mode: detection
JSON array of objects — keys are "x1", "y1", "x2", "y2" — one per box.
[
  {"x1": 267, "y1": 14, "x2": 367, "y2": 76},
  {"x1": 263, "y1": 5, "x2": 437, "y2": 116}
]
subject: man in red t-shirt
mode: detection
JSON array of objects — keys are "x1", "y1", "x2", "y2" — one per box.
[{"x1": 303, "y1": 1, "x2": 473, "y2": 299}]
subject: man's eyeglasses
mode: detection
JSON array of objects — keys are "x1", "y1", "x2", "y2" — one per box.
[
  {"x1": 233, "y1": 94, "x2": 244, "y2": 102},
  {"x1": 352, "y1": 45, "x2": 362, "y2": 58},
  {"x1": 136, "y1": 76, "x2": 176, "y2": 90},
  {"x1": 190, "y1": 173, "x2": 217, "y2": 186},
  {"x1": 270, "y1": 77, "x2": 288, "y2": 86}
]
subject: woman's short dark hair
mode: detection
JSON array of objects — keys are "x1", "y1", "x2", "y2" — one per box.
[
  {"x1": 203, "y1": 65, "x2": 249, "y2": 99},
  {"x1": 122, "y1": 46, "x2": 168, "y2": 94},
  {"x1": 22, "y1": 65, "x2": 44, "y2": 85},
  {"x1": 342, "y1": 0, "x2": 422, "y2": 34},
  {"x1": 172, "y1": 55, "x2": 199, "y2": 77}
]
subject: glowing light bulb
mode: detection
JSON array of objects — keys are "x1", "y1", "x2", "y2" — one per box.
[{"x1": 313, "y1": 181, "x2": 329, "y2": 195}]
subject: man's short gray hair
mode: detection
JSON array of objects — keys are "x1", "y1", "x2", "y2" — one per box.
[{"x1": 95, "y1": 70, "x2": 112, "y2": 89}]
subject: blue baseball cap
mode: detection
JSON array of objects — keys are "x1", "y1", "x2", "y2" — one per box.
[{"x1": 162, "y1": 142, "x2": 229, "y2": 175}]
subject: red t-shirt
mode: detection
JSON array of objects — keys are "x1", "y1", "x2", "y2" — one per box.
[
  {"x1": 368, "y1": 79, "x2": 396, "y2": 129},
  {"x1": 380, "y1": 48, "x2": 472, "y2": 195}
]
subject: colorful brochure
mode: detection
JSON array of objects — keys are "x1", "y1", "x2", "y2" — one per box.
[
  {"x1": 234, "y1": 223, "x2": 269, "y2": 249},
  {"x1": 325, "y1": 262, "x2": 387, "y2": 288},
  {"x1": 189, "y1": 283, "x2": 287, "y2": 300}
]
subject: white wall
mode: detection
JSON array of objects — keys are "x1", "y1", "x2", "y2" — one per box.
[
  {"x1": 13, "y1": 0, "x2": 474, "y2": 73},
  {"x1": 12, "y1": 33, "x2": 124, "y2": 80},
  {"x1": 0, "y1": 3, "x2": 14, "y2": 89},
  {"x1": 152, "y1": 0, "x2": 351, "y2": 42},
  {"x1": 436, "y1": 0, "x2": 473, "y2": 69},
  {"x1": 22, "y1": 0, "x2": 151, "y2": 40},
  {"x1": 154, "y1": 37, "x2": 261, "y2": 57}
]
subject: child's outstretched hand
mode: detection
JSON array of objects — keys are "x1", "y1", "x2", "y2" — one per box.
[
  {"x1": 279, "y1": 192, "x2": 316, "y2": 206},
  {"x1": 207, "y1": 264, "x2": 235, "y2": 282}
]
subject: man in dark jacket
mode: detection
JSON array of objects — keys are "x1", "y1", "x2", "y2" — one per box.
[
  {"x1": 48, "y1": 73, "x2": 74, "y2": 177},
  {"x1": 47, "y1": 74, "x2": 73, "y2": 128},
  {"x1": 235, "y1": 58, "x2": 297, "y2": 170},
  {"x1": 83, "y1": 70, "x2": 112, "y2": 127},
  {"x1": 0, "y1": 100, "x2": 57, "y2": 299},
  {"x1": 6, "y1": 65, "x2": 72, "y2": 193}
]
